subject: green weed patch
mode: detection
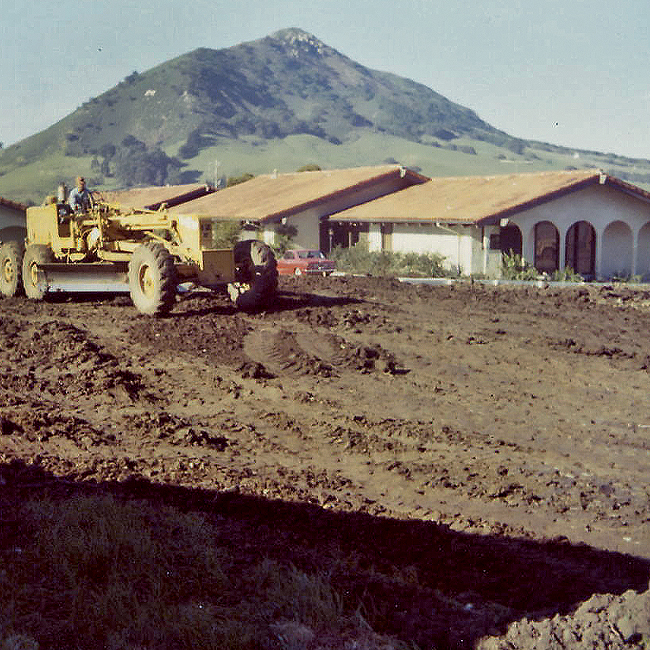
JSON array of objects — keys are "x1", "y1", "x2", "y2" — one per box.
[{"x1": 0, "y1": 495, "x2": 401, "y2": 650}]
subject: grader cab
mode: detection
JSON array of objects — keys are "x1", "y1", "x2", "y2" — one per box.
[{"x1": 0, "y1": 199, "x2": 277, "y2": 316}]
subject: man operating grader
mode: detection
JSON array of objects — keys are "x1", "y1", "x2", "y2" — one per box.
[{"x1": 68, "y1": 176, "x2": 92, "y2": 213}]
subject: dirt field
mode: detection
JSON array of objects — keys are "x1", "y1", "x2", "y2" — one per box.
[{"x1": 1, "y1": 276, "x2": 650, "y2": 649}]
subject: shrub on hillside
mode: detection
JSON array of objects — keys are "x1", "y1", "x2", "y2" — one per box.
[{"x1": 226, "y1": 173, "x2": 255, "y2": 187}]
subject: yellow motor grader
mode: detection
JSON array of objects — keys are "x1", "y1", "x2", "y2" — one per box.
[{"x1": 0, "y1": 197, "x2": 277, "y2": 316}]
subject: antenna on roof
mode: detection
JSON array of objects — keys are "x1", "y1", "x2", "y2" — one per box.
[{"x1": 214, "y1": 159, "x2": 221, "y2": 188}]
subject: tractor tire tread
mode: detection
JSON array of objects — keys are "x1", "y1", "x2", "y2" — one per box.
[{"x1": 0, "y1": 241, "x2": 24, "y2": 298}]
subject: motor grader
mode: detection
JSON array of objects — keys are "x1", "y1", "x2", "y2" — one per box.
[{"x1": 0, "y1": 196, "x2": 277, "y2": 315}]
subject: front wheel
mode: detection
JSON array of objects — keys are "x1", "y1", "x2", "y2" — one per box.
[
  {"x1": 231, "y1": 240, "x2": 278, "y2": 310},
  {"x1": 22, "y1": 245, "x2": 54, "y2": 300},
  {"x1": 0, "y1": 241, "x2": 24, "y2": 297},
  {"x1": 128, "y1": 242, "x2": 177, "y2": 316}
]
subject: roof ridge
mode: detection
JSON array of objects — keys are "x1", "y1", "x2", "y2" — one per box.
[
  {"x1": 257, "y1": 164, "x2": 408, "y2": 179},
  {"x1": 428, "y1": 169, "x2": 600, "y2": 183}
]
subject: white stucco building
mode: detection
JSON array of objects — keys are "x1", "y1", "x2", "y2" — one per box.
[
  {"x1": 164, "y1": 165, "x2": 428, "y2": 249},
  {"x1": 332, "y1": 170, "x2": 650, "y2": 280},
  {"x1": 103, "y1": 168, "x2": 650, "y2": 281}
]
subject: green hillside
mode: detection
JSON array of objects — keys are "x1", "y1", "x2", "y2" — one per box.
[{"x1": 1, "y1": 27, "x2": 649, "y2": 205}]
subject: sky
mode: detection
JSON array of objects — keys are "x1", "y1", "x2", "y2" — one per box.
[{"x1": 1, "y1": 0, "x2": 649, "y2": 158}]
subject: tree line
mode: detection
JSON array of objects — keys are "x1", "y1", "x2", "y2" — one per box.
[{"x1": 91, "y1": 136, "x2": 183, "y2": 186}]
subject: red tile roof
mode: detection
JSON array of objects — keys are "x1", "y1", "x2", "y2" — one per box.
[
  {"x1": 333, "y1": 170, "x2": 606, "y2": 224},
  {"x1": 0, "y1": 196, "x2": 27, "y2": 212},
  {"x1": 167, "y1": 166, "x2": 428, "y2": 221}
]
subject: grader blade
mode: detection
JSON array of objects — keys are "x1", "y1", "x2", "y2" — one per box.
[{"x1": 38, "y1": 263, "x2": 130, "y2": 293}]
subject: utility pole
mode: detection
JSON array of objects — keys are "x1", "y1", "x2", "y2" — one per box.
[{"x1": 214, "y1": 159, "x2": 221, "y2": 188}]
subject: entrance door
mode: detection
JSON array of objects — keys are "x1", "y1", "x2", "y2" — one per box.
[
  {"x1": 381, "y1": 223, "x2": 393, "y2": 251},
  {"x1": 500, "y1": 224, "x2": 522, "y2": 256}
]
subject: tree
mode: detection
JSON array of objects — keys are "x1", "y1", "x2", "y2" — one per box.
[
  {"x1": 212, "y1": 221, "x2": 242, "y2": 248},
  {"x1": 113, "y1": 136, "x2": 181, "y2": 186},
  {"x1": 178, "y1": 129, "x2": 205, "y2": 159},
  {"x1": 507, "y1": 140, "x2": 527, "y2": 155},
  {"x1": 273, "y1": 222, "x2": 298, "y2": 256},
  {"x1": 100, "y1": 143, "x2": 116, "y2": 159},
  {"x1": 123, "y1": 71, "x2": 140, "y2": 84},
  {"x1": 98, "y1": 143, "x2": 116, "y2": 177},
  {"x1": 226, "y1": 173, "x2": 255, "y2": 187},
  {"x1": 121, "y1": 134, "x2": 143, "y2": 149}
]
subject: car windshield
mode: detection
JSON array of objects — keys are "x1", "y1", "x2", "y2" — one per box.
[{"x1": 297, "y1": 250, "x2": 325, "y2": 259}]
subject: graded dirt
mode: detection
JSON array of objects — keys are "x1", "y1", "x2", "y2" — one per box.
[{"x1": 1, "y1": 277, "x2": 649, "y2": 648}]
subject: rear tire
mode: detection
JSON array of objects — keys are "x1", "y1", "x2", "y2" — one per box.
[
  {"x1": 22, "y1": 245, "x2": 54, "y2": 300},
  {"x1": 128, "y1": 242, "x2": 177, "y2": 316},
  {"x1": 0, "y1": 241, "x2": 24, "y2": 297},
  {"x1": 232, "y1": 240, "x2": 278, "y2": 310}
]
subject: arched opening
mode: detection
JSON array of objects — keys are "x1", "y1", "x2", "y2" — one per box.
[
  {"x1": 637, "y1": 222, "x2": 650, "y2": 280},
  {"x1": 534, "y1": 221, "x2": 559, "y2": 274},
  {"x1": 565, "y1": 221, "x2": 596, "y2": 278},
  {"x1": 500, "y1": 224, "x2": 522, "y2": 256},
  {"x1": 601, "y1": 221, "x2": 633, "y2": 279}
]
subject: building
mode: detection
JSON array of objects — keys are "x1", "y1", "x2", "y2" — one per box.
[
  {"x1": 331, "y1": 170, "x2": 650, "y2": 280},
  {"x1": 165, "y1": 166, "x2": 428, "y2": 251},
  {"x1": 0, "y1": 197, "x2": 27, "y2": 245}
]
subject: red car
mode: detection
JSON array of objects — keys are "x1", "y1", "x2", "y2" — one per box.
[{"x1": 277, "y1": 249, "x2": 337, "y2": 276}]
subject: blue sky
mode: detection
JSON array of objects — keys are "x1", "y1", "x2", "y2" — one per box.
[{"x1": 2, "y1": 0, "x2": 648, "y2": 158}]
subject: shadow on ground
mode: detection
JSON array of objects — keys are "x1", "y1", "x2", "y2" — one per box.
[{"x1": 1, "y1": 459, "x2": 648, "y2": 649}]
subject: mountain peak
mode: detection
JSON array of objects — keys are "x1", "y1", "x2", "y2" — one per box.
[
  {"x1": 268, "y1": 27, "x2": 333, "y2": 58},
  {"x1": 0, "y1": 27, "x2": 531, "y2": 202}
]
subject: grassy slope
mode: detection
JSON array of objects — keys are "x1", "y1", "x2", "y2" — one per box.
[
  {"x1": 170, "y1": 132, "x2": 650, "y2": 186},
  {"x1": 2, "y1": 131, "x2": 649, "y2": 206}
]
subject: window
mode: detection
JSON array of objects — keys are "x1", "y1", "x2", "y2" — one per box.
[{"x1": 499, "y1": 224, "x2": 522, "y2": 255}]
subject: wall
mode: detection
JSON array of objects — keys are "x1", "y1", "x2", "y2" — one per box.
[
  {"x1": 369, "y1": 222, "x2": 501, "y2": 276},
  {"x1": 261, "y1": 208, "x2": 320, "y2": 249},
  {"x1": 263, "y1": 172, "x2": 423, "y2": 251}
]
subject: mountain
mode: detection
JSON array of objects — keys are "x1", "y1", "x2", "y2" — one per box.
[{"x1": 1, "y1": 28, "x2": 649, "y2": 205}]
